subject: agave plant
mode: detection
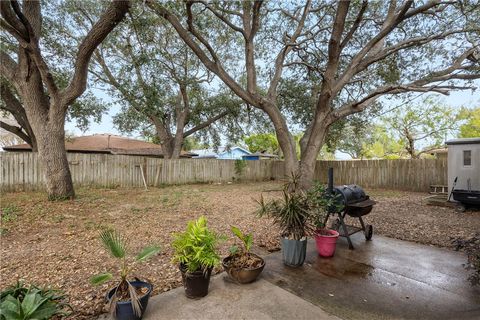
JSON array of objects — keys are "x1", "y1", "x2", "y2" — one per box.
[
  {"x1": 0, "y1": 281, "x2": 71, "y2": 320},
  {"x1": 90, "y1": 229, "x2": 160, "y2": 317}
]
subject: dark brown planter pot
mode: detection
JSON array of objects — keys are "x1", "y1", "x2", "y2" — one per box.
[
  {"x1": 222, "y1": 253, "x2": 265, "y2": 284},
  {"x1": 179, "y1": 264, "x2": 212, "y2": 299}
]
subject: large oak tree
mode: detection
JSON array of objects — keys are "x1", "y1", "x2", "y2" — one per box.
[
  {"x1": 147, "y1": 0, "x2": 480, "y2": 189},
  {"x1": 0, "y1": 0, "x2": 130, "y2": 199},
  {"x1": 47, "y1": 0, "x2": 253, "y2": 158}
]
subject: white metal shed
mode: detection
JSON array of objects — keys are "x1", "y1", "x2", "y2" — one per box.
[{"x1": 446, "y1": 138, "x2": 480, "y2": 200}]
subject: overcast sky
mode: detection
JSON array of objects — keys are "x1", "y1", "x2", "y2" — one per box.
[{"x1": 66, "y1": 80, "x2": 480, "y2": 136}]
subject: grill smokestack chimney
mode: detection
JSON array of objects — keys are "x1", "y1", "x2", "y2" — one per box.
[{"x1": 328, "y1": 167, "x2": 334, "y2": 193}]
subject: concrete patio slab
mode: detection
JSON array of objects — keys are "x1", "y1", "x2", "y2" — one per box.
[
  {"x1": 102, "y1": 276, "x2": 341, "y2": 320},
  {"x1": 262, "y1": 235, "x2": 480, "y2": 320},
  {"x1": 100, "y1": 235, "x2": 479, "y2": 320}
]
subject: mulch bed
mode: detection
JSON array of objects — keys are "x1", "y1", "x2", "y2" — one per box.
[{"x1": 1, "y1": 182, "x2": 478, "y2": 318}]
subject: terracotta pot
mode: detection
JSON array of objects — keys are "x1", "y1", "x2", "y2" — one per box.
[
  {"x1": 315, "y1": 229, "x2": 339, "y2": 257},
  {"x1": 222, "y1": 253, "x2": 265, "y2": 284}
]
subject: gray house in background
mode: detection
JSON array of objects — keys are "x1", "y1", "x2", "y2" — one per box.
[{"x1": 446, "y1": 138, "x2": 480, "y2": 199}]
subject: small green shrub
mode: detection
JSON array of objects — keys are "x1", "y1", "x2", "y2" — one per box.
[
  {"x1": 306, "y1": 182, "x2": 343, "y2": 229},
  {"x1": 90, "y1": 229, "x2": 160, "y2": 317},
  {"x1": 1, "y1": 205, "x2": 19, "y2": 222},
  {"x1": 172, "y1": 216, "x2": 223, "y2": 273},
  {"x1": 234, "y1": 159, "x2": 247, "y2": 177},
  {"x1": 0, "y1": 281, "x2": 71, "y2": 319}
]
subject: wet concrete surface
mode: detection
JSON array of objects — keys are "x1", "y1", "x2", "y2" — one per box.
[
  {"x1": 99, "y1": 276, "x2": 341, "y2": 320},
  {"x1": 262, "y1": 234, "x2": 480, "y2": 320}
]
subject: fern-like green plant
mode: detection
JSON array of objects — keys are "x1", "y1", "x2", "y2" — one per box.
[
  {"x1": 90, "y1": 229, "x2": 160, "y2": 317},
  {"x1": 172, "y1": 216, "x2": 222, "y2": 273}
]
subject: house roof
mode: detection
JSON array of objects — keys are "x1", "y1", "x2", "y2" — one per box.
[
  {"x1": 2, "y1": 134, "x2": 197, "y2": 158},
  {"x1": 428, "y1": 148, "x2": 447, "y2": 154},
  {"x1": 217, "y1": 146, "x2": 251, "y2": 156},
  {"x1": 190, "y1": 148, "x2": 218, "y2": 158},
  {"x1": 243, "y1": 152, "x2": 279, "y2": 158},
  {"x1": 446, "y1": 138, "x2": 480, "y2": 146}
]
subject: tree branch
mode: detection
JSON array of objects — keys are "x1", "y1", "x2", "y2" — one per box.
[
  {"x1": 0, "y1": 120, "x2": 31, "y2": 146},
  {"x1": 185, "y1": 1, "x2": 219, "y2": 62},
  {"x1": 1, "y1": 82, "x2": 36, "y2": 147},
  {"x1": 0, "y1": 18, "x2": 29, "y2": 45},
  {"x1": 340, "y1": 0, "x2": 368, "y2": 50},
  {"x1": 61, "y1": 0, "x2": 130, "y2": 108},
  {"x1": 147, "y1": 0, "x2": 258, "y2": 106},
  {"x1": 0, "y1": 51, "x2": 18, "y2": 83},
  {"x1": 6, "y1": 0, "x2": 60, "y2": 99},
  {"x1": 194, "y1": 0, "x2": 245, "y2": 35},
  {"x1": 0, "y1": 1, "x2": 28, "y2": 40},
  {"x1": 183, "y1": 110, "x2": 230, "y2": 137},
  {"x1": 267, "y1": 0, "x2": 311, "y2": 99}
]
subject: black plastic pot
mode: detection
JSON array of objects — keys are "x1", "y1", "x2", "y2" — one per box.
[
  {"x1": 281, "y1": 237, "x2": 307, "y2": 267},
  {"x1": 179, "y1": 264, "x2": 213, "y2": 299},
  {"x1": 222, "y1": 253, "x2": 265, "y2": 284},
  {"x1": 106, "y1": 280, "x2": 153, "y2": 320}
]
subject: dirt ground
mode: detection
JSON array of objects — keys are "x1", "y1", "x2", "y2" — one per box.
[{"x1": 1, "y1": 181, "x2": 479, "y2": 319}]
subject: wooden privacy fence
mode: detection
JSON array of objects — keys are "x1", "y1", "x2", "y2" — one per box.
[
  {"x1": 0, "y1": 152, "x2": 446, "y2": 192},
  {"x1": 0, "y1": 153, "x2": 280, "y2": 192},
  {"x1": 312, "y1": 159, "x2": 447, "y2": 191}
]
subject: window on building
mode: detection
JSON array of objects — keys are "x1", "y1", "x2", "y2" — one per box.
[{"x1": 463, "y1": 150, "x2": 472, "y2": 166}]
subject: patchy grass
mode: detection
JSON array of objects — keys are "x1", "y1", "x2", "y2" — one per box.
[
  {"x1": 1, "y1": 204, "x2": 20, "y2": 222},
  {"x1": 1, "y1": 182, "x2": 479, "y2": 319}
]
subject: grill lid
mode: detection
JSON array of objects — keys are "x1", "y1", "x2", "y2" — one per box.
[{"x1": 333, "y1": 184, "x2": 367, "y2": 205}]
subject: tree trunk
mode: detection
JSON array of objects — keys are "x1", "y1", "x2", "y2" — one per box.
[
  {"x1": 263, "y1": 102, "x2": 299, "y2": 178},
  {"x1": 1, "y1": 0, "x2": 129, "y2": 200},
  {"x1": 405, "y1": 130, "x2": 417, "y2": 159},
  {"x1": 36, "y1": 126, "x2": 75, "y2": 200},
  {"x1": 21, "y1": 85, "x2": 75, "y2": 200},
  {"x1": 160, "y1": 137, "x2": 183, "y2": 159},
  {"x1": 298, "y1": 113, "x2": 330, "y2": 190}
]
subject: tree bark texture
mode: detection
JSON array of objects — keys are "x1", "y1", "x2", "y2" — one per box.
[{"x1": 0, "y1": 0, "x2": 130, "y2": 199}]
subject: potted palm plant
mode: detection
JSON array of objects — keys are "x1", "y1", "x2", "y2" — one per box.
[
  {"x1": 172, "y1": 216, "x2": 222, "y2": 298},
  {"x1": 90, "y1": 229, "x2": 160, "y2": 320},
  {"x1": 257, "y1": 177, "x2": 311, "y2": 267},
  {"x1": 222, "y1": 226, "x2": 265, "y2": 283},
  {"x1": 307, "y1": 182, "x2": 341, "y2": 258}
]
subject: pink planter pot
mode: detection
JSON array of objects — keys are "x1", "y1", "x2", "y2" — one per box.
[{"x1": 315, "y1": 229, "x2": 339, "y2": 258}]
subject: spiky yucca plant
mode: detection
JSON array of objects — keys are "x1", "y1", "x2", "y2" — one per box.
[
  {"x1": 256, "y1": 175, "x2": 312, "y2": 240},
  {"x1": 90, "y1": 229, "x2": 160, "y2": 317}
]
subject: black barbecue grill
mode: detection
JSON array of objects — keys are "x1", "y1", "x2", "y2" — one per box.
[{"x1": 325, "y1": 168, "x2": 376, "y2": 250}]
